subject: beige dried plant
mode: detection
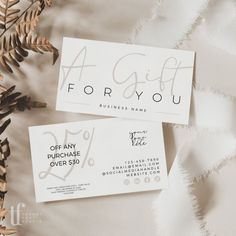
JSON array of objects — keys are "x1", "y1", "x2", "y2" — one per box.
[
  {"x1": 0, "y1": 84, "x2": 46, "y2": 235},
  {"x1": 0, "y1": 0, "x2": 59, "y2": 235},
  {"x1": 0, "y1": 0, "x2": 58, "y2": 73}
]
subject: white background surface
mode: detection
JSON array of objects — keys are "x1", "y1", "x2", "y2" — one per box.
[{"x1": 2, "y1": 0, "x2": 236, "y2": 235}]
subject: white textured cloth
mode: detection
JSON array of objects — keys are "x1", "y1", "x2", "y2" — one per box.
[
  {"x1": 3, "y1": 0, "x2": 236, "y2": 235},
  {"x1": 135, "y1": 0, "x2": 236, "y2": 235}
]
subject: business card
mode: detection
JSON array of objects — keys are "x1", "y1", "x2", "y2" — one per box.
[
  {"x1": 56, "y1": 37, "x2": 195, "y2": 124},
  {"x1": 29, "y1": 119, "x2": 168, "y2": 202}
]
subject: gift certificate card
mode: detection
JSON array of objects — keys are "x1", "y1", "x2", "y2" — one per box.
[
  {"x1": 56, "y1": 37, "x2": 195, "y2": 124},
  {"x1": 29, "y1": 119, "x2": 168, "y2": 202}
]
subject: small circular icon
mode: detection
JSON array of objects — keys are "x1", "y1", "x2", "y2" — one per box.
[
  {"x1": 123, "y1": 179, "x2": 130, "y2": 185},
  {"x1": 144, "y1": 177, "x2": 150, "y2": 183},
  {"x1": 88, "y1": 158, "x2": 95, "y2": 166},
  {"x1": 154, "y1": 176, "x2": 160, "y2": 182},
  {"x1": 134, "y1": 178, "x2": 141, "y2": 184}
]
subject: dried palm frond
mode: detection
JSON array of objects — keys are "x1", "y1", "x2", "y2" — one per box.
[
  {"x1": 16, "y1": 9, "x2": 39, "y2": 35},
  {"x1": 0, "y1": 1, "x2": 58, "y2": 235},
  {"x1": 0, "y1": 84, "x2": 46, "y2": 235},
  {"x1": 0, "y1": 0, "x2": 59, "y2": 73},
  {"x1": 0, "y1": 33, "x2": 28, "y2": 72},
  {"x1": 0, "y1": 0, "x2": 20, "y2": 30},
  {"x1": 22, "y1": 34, "x2": 58, "y2": 64}
]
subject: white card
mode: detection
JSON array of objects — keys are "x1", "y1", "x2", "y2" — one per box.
[
  {"x1": 29, "y1": 119, "x2": 168, "y2": 202},
  {"x1": 56, "y1": 37, "x2": 195, "y2": 124}
]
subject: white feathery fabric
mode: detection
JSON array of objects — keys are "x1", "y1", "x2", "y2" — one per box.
[{"x1": 134, "y1": 0, "x2": 236, "y2": 235}]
